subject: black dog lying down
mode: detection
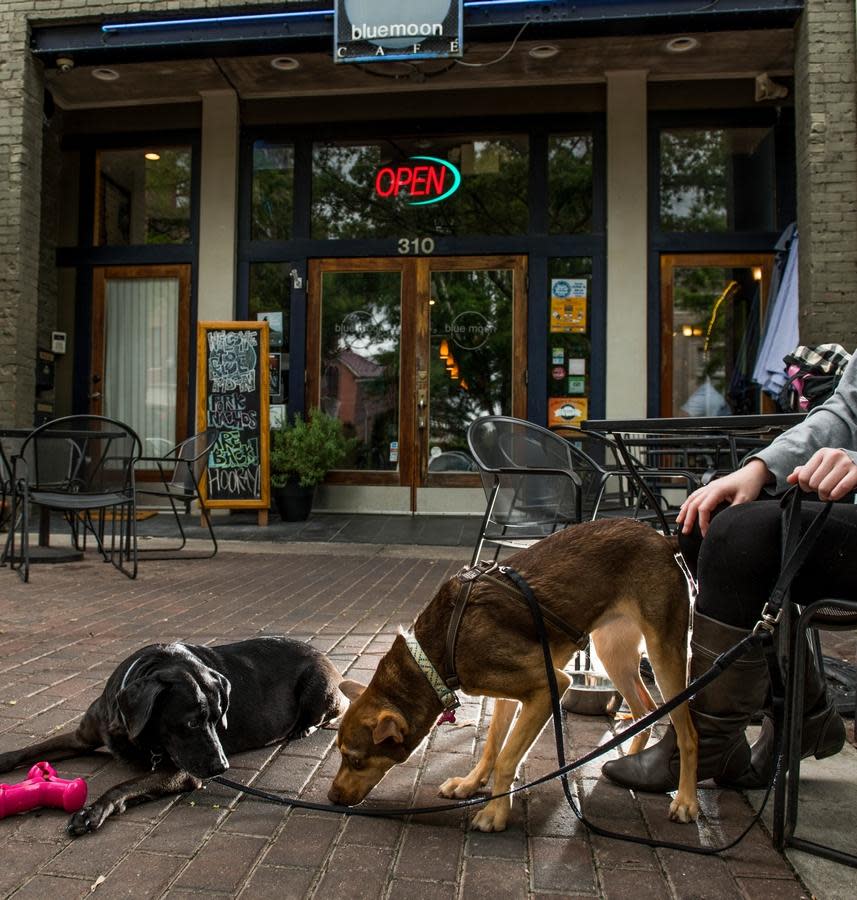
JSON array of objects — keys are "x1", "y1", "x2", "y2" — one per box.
[{"x1": 0, "y1": 637, "x2": 344, "y2": 835}]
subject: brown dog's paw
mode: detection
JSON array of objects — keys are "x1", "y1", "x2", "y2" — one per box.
[
  {"x1": 438, "y1": 775, "x2": 482, "y2": 799},
  {"x1": 668, "y1": 794, "x2": 699, "y2": 823},
  {"x1": 470, "y1": 798, "x2": 510, "y2": 832}
]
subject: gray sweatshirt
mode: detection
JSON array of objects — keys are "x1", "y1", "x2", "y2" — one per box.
[{"x1": 751, "y1": 349, "x2": 857, "y2": 493}]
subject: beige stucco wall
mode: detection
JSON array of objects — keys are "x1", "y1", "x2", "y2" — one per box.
[
  {"x1": 605, "y1": 70, "x2": 649, "y2": 418},
  {"x1": 197, "y1": 90, "x2": 240, "y2": 322}
]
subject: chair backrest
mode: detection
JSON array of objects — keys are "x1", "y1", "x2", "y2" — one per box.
[
  {"x1": 427, "y1": 450, "x2": 478, "y2": 473},
  {"x1": 467, "y1": 416, "x2": 579, "y2": 525},
  {"x1": 167, "y1": 429, "x2": 219, "y2": 490},
  {"x1": 20, "y1": 415, "x2": 142, "y2": 495},
  {"x1": 552, "y1": 425, "x2": 634, "y2": 516},
  {"x1": 0, "y1": 435, "x2": 24, "y2": 487}
]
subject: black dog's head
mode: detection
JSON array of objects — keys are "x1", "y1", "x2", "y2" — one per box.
[{"x1": 117, "y1": 647, "x2": 231, "y2": 778}]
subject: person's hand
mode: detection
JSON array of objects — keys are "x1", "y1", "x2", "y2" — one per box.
[
  {"x1": 676, "y1": 458, "x2": 772, "y2": 536},
  {"x1": 787, "y1": 448, "x2": 857, "y2": 501}
]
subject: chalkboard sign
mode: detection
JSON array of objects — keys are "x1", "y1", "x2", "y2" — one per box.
[{"x1": 197, "y1": 321, "x2": 270, "y2": 511}]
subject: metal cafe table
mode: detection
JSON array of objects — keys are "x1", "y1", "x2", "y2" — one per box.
[
  {"x1": 580, "y1": 413, "x2": 806, "y2": 530},
  {"x1": 583, "y1": 412, "x2": 805, "y2": 465}
]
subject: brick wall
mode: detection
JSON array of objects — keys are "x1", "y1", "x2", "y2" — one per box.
[
  {"x1": 794, "y1": 0, "x2": 857, "y2": 349},
  {"x1": 0, "y1": 1, "x2": 275, "y2": 426}
]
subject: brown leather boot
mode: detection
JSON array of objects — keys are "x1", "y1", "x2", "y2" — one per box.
[
  {"x1": 721, "y1": 634, "x2": 845, "y2": 790},
  {"x1": 601, "y1": 611, "x2": 769, "y2": 793}
]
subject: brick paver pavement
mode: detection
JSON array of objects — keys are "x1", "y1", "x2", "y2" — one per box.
[{"x1": 0, "y1": 547, "x2": 811, "y2": 899}]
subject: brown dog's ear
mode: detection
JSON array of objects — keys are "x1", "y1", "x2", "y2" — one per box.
[
  {"x1": 372, "y1": 709, "x2": 407, "y2": 745},
  {"x1": 338, "y1": 679, "x2": 367, "y2": 702}
]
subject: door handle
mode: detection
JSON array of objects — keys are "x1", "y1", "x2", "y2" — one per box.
[{"x1": 89, "y1": 392, "x2": 102, "y2": 400}]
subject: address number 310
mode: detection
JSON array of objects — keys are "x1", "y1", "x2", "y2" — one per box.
[{"x1": 397, "y1": 237, "x2": 436, "y2": 255}]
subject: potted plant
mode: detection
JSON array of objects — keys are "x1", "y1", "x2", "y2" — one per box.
[{"x1": 270, "y1": 410, "x2": 349, "y2": 521}]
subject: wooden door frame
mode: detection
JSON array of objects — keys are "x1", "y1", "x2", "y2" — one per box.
[
  {"x1": 306, "y1": 255, "x2": 528, "y2": 493},
  {"x1": 660, "y1": 253, "x2": 774, "y2": 417},
  {"x1": 91, "y1": 265, "x2": 192, "y2": 459}
]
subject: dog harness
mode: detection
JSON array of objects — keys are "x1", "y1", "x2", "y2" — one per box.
[{"x1": 404, "y1": 561, "x2": 589, "y2": 724}]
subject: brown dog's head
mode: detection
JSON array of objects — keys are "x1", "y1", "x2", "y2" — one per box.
[{"x1": 328, "y1": 679, "x2": 420, "y2": 806}]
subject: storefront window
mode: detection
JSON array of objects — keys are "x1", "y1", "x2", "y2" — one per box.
[
  {"x1": 428, "y1": 267, "x2": 514, "y2": 461},
  {"x1": 95, "y1": 148, "x2": 192, "y2": 245},
  {"x1": 548, "y1": 135, "x2": 594, "y2": 234},
  {"x1": 659, "y1": 127, "x2": 776, "y2": 232},
  {"x1": 311, "y1": 135, "x2": 528, "y2": 238},
  {"x1": 546, "y1": 259, "x2": 592, "y2": 429},
  {"x1": 251, "y1": 142, "x2": 294, "y2": 240},
  {"x1": 318, "y1": 270, "x2": 402, "y2": 471},
  {"x1": 665, "y1": 261, "x2": 764, "y2": 416},
  {"x1": 249, "y1": 263, "x2": 291, "y2": 411}
]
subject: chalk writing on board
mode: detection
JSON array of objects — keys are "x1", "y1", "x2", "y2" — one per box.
[
  {"x1": 208, "y1": 330, "x2": 258, "y2": 393},
  {"x1": 207, "y1": 465, "x2": 261, "y2": 497},
  {"x1": 209, "y1": 431, "x2": 260, "y2": 469},
  {"x1": 198, "y1": 322, "x2": 268, "y2": 508},
  {"x1": 207, "y1": 392, "x2": 258, "y2": 430}
]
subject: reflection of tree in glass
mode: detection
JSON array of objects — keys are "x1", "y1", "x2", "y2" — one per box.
[
  {"x1": 252, "y1": 144, "x2": 294, "y2": 241},
  {"x1": 145, "y1": 150, "x2": 192, "y2": 244},
  {"x1": 429, "y1": 270, "x2": 512, "y2": 453},
  {"x1": 674, "y1": 267, "x2": 730, "y2": 393},
  {"x1": 548, "y1": 135, "x2": 594, "y2": 234},
  {"x1": 660, "y1": 130, "x2": 728, "y2": 232},
  {"x1": 248, "y1": 263, "x2": 290, "y2": 349},
  {"x1": 311, "y1": 138, "x2": 528, "y2": 238},
  {"x1": 319, "y1": 272, "x2": 402, "y2": 470}
]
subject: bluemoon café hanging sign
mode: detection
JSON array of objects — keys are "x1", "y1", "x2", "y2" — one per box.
[{"x1": 335, "y1": 0, "x2": 463, "y2": 64}]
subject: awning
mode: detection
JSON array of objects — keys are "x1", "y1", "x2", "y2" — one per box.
[{"x1": 32, "y1": 0, "x2": 804, "y2": 65}]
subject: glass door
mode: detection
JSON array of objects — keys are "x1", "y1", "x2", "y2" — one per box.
[
  {"x1": 660, "y1": 254, "x2": 773, "y2": 417},
  {"x1": 91, "y1": 265, "x2": 191, "y2": 467},
  {"x1": 307, "y1": 256, "x2": 527, "y2": 511}
]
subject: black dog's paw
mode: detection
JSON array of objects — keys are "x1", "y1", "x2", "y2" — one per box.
[{"x1": 67, "y1": 802, "x2": 112, "y2": 836}]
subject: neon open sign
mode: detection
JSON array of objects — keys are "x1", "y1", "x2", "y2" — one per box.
[{"x1": 374, "y1": 155, "x2": 461, "y2": 205}]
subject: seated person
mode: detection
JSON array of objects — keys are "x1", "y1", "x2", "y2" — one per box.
[{"x1": 603, "y1": 350, "x2": 857, "y2": 792}]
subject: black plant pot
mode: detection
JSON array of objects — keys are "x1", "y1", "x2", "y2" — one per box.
[{"x1": 273, "y1": 483, "x2": 315, "y2": 522}]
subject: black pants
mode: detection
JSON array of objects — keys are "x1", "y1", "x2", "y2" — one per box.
[{"x1": 678, "y1": 500, "x2": 857, "y2": 630}]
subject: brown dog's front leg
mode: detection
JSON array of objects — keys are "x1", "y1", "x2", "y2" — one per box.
[
  {"x1": 471, "y1": 670, "x2": 570, "y2": 833},
  {"x1": 439, "y1": 698, "x2": 517, "y2": 799},
  {"x1": 67, "y1": 768, "x2": 202, "y2": 836}
]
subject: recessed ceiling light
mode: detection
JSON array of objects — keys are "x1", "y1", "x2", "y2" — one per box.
[
  {"x1": 528, "y1": 44, "x2": 560, "y2": 60},
  {"x1": 144, "y1": 152, "x2": 161, "y2": 161},
  {"x1": 92, "y1": 67, "x2": 120, "y2": 81},
  {"x1": 664, "y1": 36, "x2": 700, "y2": 54},
  {"x1": 271, "y1": 56, "x2": 300, "y2": 71}
]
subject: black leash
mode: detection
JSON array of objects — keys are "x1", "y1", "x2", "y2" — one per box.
[{"x1": 214, "y1": 489, "x2": 831, "y2": 854}]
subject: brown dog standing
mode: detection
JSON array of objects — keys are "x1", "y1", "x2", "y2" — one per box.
[{"x1": 330, "y1": 519, "x2": 698, "y2": 831}]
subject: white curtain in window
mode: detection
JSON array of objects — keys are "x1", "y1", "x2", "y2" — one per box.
[{"x1": 104, "y1": 277, "x2": 179, "y2": 462}]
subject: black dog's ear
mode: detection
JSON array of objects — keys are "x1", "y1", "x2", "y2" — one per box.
[
  {"x1": 212, "y1": 670, "x2": 231, "y2": 730},
  {"x1": 117, "y1": 678, "x2": 165, "y2": 741}
]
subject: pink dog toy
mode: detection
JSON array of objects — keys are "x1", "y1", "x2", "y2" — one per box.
[{"x1": 0, "y1": 762, "x2": 87, "y2": 818}]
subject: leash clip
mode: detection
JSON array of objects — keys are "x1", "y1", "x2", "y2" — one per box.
[{"x1": 753, "y1": 603, "x2": 783, "y2": 636}]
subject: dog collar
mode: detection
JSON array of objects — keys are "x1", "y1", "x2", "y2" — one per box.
[{"x1": 403, "y1": 632, "x2": 460, "y2": 714}]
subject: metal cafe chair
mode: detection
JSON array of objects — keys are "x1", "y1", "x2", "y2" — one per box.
[
  {"x1": 773, "y1": 596, "x2": 857, "y2": 867},
  {"x1": 134, "y1": 429, "x2": 219, "y2": 559},
  {"x1": 7, "y1": 415, "x2": 141, "y2": 582},
  {"x1": 467, "y1": 416, "x2": 582, "y2": 566},
  {"x1": 0, "y1": 434, "x2": 23, "y2": 534}
]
